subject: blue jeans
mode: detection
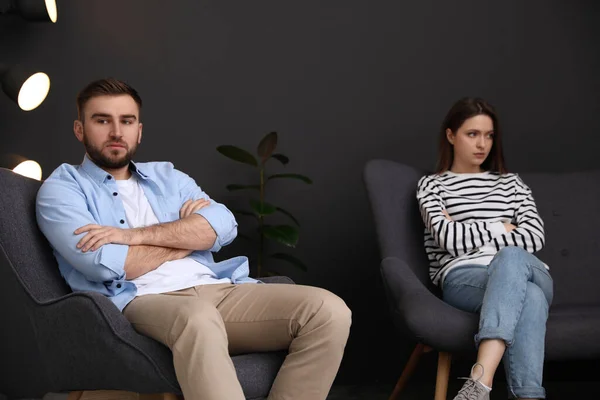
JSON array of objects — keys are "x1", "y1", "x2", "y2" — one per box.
[{"x1": 442, "y1": 247, "x2": 553, "y2": 399}]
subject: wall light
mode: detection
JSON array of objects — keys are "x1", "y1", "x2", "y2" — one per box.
[
  {"x1": 0, "y1": 0, "x2": 57, "y2": 23},
  {"x1": 0, "y1": 154, "x2": 43, "y2": 181},
  {"x1": 0, "y1": 64, "x2": 50, "y2": 111}
]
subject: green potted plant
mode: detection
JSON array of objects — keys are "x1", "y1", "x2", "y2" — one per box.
[{"x1": 217, "y1": 132, "x2": 312, "y2": 277}]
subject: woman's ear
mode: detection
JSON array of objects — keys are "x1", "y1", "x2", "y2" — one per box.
[{"x1": 446, "y1": 128, "x2": 455, "y2": 145}]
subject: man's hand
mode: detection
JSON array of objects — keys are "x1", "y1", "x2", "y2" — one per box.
[
  {"x1": 180, "y1": 199, "x2": 211, "y2": 219},
  {"x1": 442, "y1": 209, "x2": 452, "y2": 221},
  {"x1": 74, "y1": 199, "x2": 215, "y2": 253},
  {"x1": 75, "y1": 225, "x2": 139, "y2": 252}
]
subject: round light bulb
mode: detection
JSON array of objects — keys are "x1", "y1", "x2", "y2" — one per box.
[
  {"x1": 12, "y1": 160, "x2": 42, "y2": 181},
  {"x1": 17, "y1": 72, "x2": 50, "y2": 111},
  {"x1": 45, "y1": 0, "x2": 57, "y2": 23}
]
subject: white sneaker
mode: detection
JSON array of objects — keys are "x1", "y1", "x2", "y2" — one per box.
[{"x1": 452, "y1": 363, "x2": 491, "y2": 400}]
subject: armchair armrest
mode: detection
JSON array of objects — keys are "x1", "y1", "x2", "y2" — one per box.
[
  {"x1": 260, "y1": 276, "x2": 295, "y2": 284},
  {"x1": 35, "y1": 291, "x2": 180, "y2": 394},
  {"x1": 380, "y1": 257, "x2": 478, "y2": 352}
]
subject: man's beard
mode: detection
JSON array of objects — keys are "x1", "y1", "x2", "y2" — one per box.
[{"x1": 83, "y1": 132, "x2": 138, "y2": 169}]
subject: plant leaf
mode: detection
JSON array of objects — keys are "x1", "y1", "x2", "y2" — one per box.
[
  {"x1": 276, "y1": 207, "x2": 300, "y2": 226},
  {"x1": 249, "y1": 199, "x2": 277, "y2": 216},
  {"x1": 261, "y1": 225, "x2": 299, "y2": 247},
  {"x1": 226, "y1": 184, "x2": 260, "y2": 191},
  {"x1": 270, "y1": 153, "x2": 289, "y2": 165},
  {"x1": 231, "y1": 209, "x2": 258, "y2": 218},
  {"x1": 217, "y1": 145, "x2": 258, "y2": 167},
  {"x1": 257, "y1": 132, "x2": 278, "y2": 161},
  {"x1": 268, "y1": 173, "x2": 313, "y2": 184},
  {"x1": 270, "y1": 253, "x2": 308, "y2": 271}
]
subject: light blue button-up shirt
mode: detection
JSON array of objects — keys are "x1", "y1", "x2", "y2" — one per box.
[{"x1": 36, "y1": 156, "x2": 257, "y2": 311}]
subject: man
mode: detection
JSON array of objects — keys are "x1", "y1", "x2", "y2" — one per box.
[{"x1": 36, "y1": 78, "x2": 351, "y2": 400}]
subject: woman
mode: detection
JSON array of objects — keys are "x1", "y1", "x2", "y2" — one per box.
[{"x1": 416, "y1": 97, "x2": 553, "y2": 400}]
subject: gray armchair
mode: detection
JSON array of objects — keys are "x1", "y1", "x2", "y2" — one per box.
[
  {"x1": 363, "y1": 159, "x2": 600, "y2": 400},
  {"x1": 0, "y1": 167, "x2": 291, "y2": 400}
]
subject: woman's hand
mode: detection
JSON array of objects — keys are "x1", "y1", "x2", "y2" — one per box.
[
  {"x1": 442, "y1": 210, "x2": 516, "y2": 233},
  {"x1": 442, "y1": 209, "x2": 452, "y2": 221}
]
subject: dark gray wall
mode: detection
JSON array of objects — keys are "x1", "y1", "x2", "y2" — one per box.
[{"x1": 2, "y1": 0, "x2": 599, "y2": 384}]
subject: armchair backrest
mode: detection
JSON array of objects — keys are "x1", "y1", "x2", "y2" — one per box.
[
  {"x1": 0, "y1": 168, "x2": 72, "y2": 394},
  {"x1": 518, "y1": 170, "x2": 600, "y2": 307},
  {"x1": 363, "y1": 159, "x2": 433, "y2": 289},
  {"x1": 0, "y1": 167, "x2": 71, "y2": 304}
]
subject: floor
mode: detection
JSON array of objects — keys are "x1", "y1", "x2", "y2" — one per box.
[
  {"x1": 1, "y1": 378, "x2": 594, "y2": 399},
  {"x1": 35, "y1": 381, "x2": 594, "y2": 399},
  {"x1": 326, "y1": 380, "x2": 597, "y2": 399},
  {"x1": 327, "y1": 382, "x2": 600, "y2": 400}
]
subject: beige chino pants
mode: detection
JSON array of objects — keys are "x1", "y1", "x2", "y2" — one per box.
[{"x1": 123, "y1": 283, "x2": 351, "y2": 400}]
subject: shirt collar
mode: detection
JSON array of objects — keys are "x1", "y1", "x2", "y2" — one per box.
[{"x1": 80, "y1": 155, "x2": 150, "y2": 185}]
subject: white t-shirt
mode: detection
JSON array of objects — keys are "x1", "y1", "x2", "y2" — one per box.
[{"x1": 116, "y1": 176, "x2": 231, "y2": 296}]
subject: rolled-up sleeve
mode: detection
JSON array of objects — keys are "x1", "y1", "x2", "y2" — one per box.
[
  {"x1": 175, "y1": 170, "x2": 238, "y2": 252},
  {"x1": 36, "y1": 176, "x2": 128, "y2": 283}
]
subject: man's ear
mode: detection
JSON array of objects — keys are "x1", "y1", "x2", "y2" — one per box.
[
  {"x1": 74, "y1": 120, "x2": 84, "y2": 143},
  {"x1": 446, "y1": 128, "x2": 455, "y2": 145},
  {"x1": 137, "y1": 122, "x2": 143, "y2": 144}
]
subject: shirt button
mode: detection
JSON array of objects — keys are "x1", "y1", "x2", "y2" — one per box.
[
  {"x1": 107, "y1": 176, "x2": 112, "y2": 180},
  {"x1": 120, "y1": 219, "x2": 125, "y2": 224},
  {"x1": 113, "y1": 192, "x2": 118, "y2": 196},
  {"x1": 116, "y1": 283, "x2": 122, "y2": 289}
]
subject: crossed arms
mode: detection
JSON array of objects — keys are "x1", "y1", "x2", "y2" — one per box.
[
  {"x1": 36, "y1": 168, "x2": 238, "y2": 283},
  {"x1": 417, "y1": 175, "x2": 545, "y2": 257},
  {"x1": 75, "y1": 199, "x2": 214, "y2": 279}
]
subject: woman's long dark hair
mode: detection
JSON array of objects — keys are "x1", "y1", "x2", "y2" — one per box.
[{"x1": 435, "y1": 97, "x2": 507, "y2": 174}]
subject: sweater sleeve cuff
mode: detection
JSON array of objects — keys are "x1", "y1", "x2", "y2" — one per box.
[{"x1": 488, "y1": 221, "x2": 507, "y2": 238}]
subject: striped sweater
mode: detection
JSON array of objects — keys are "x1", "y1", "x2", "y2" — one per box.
[{"x1": 416, "y1": 170, "x2": 547, "y2": 286}]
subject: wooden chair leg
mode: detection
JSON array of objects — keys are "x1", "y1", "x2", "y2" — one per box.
[
  {"x1": 140, "y1": 394, "x2": 182, "y2": 400},
  {"x1": 67, "y1": 392, "x2": 83, "y2": 400},
  {"x1": 388, "y1": 343, "x2": 432, "y2": 400},
  {"x1": 434, "y1": 351, "x2": 452, "y2": 400}
]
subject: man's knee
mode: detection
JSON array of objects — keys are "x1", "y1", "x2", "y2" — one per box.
[{"x1": 312, "y1": 288, "x2": 352, "y2": 333}]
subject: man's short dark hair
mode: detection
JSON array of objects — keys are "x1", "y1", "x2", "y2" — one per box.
[{"x1": 76, "y1": 78, "x2": 142, "y2": 121}]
